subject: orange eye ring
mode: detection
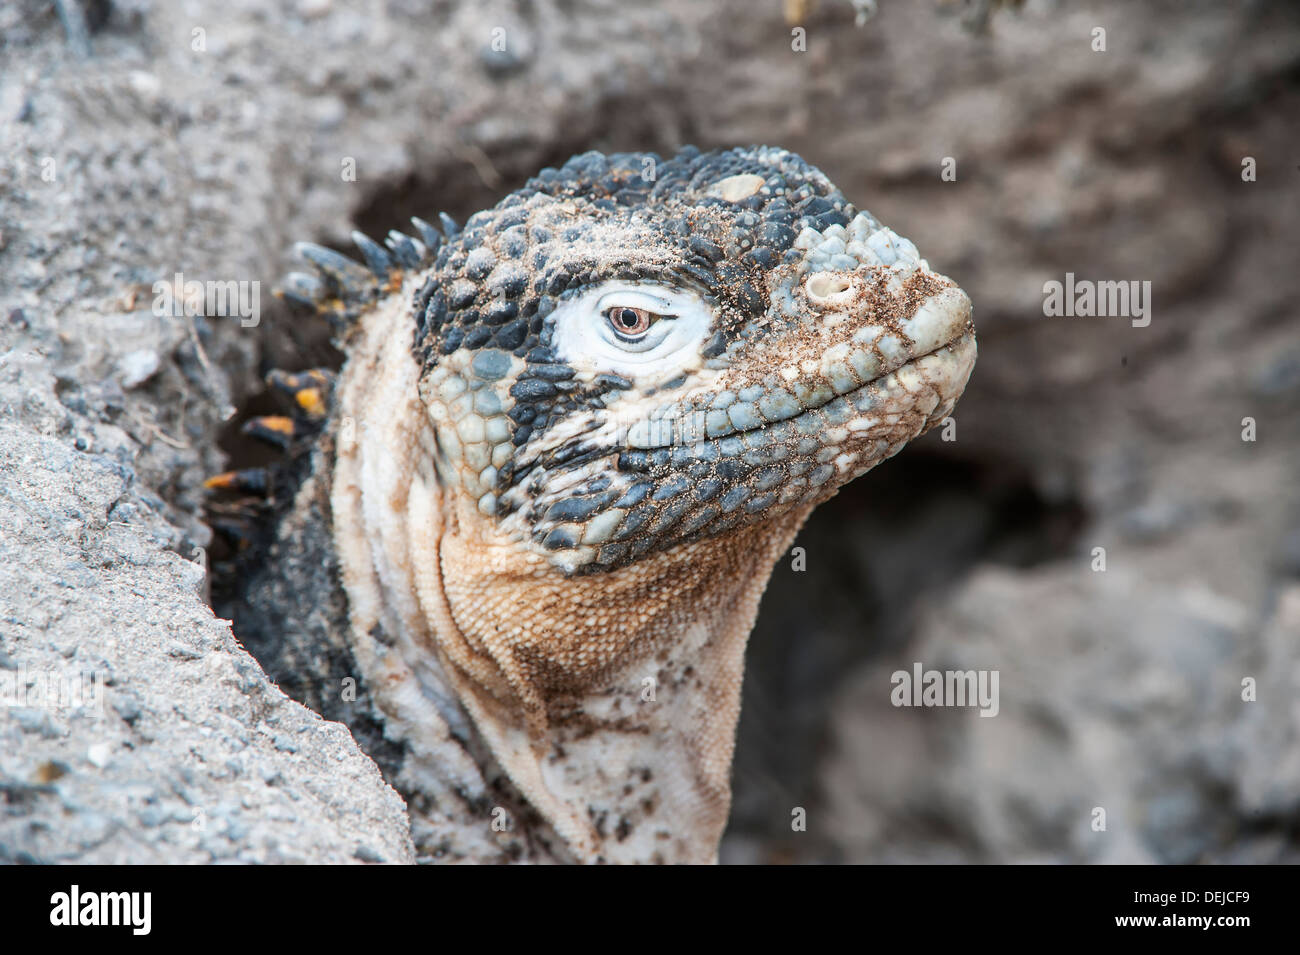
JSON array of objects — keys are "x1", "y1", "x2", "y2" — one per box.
[{"x1": 605, "y1": 306, "x2": 655, "y2": 337}]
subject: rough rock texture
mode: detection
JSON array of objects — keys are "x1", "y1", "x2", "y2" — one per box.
[
  {"x1": 0, "y1": 335, "x2": 414, "y2": 863},
  {"x1": 2, "y1": 0, "x2": 1297, "y2": 863}
]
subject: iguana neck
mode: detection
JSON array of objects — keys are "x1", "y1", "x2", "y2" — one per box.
[{"x1": 330, "y1": 288, "x2": 809, "y2": 862}]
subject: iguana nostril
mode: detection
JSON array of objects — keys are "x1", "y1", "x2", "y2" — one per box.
[{"x1": 805, "y1": 272, "x2": 856, "y2": 306}]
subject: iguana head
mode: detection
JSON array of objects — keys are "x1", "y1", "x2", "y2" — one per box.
[
  {"x1": 308, "y1": 145, "x2": 974, "y2": 862},
  {"x1": 414, "y1": 145, "x2": 975, "y2": 574}
]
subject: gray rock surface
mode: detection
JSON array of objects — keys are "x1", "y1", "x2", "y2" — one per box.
[
  {"x1": 2, "y1": 0, "x2": 1297, "y2": 863},
  {"x1": 0, "y1": 338, "x2": 413, "y2": 862}
]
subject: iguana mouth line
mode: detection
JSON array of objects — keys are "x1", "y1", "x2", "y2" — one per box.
[
  {"x1": 607, "y1": 329, "x2": 975, "y2": 478},
  {"x1": 524, "y1": 328, "x2": 973, "y2": 483},
  {"x1": 718, "y1": 328, "x2": 975, "y2": 441},
  {"x1": 521, "y1": 328, "x2": 972, "y2": 486}
]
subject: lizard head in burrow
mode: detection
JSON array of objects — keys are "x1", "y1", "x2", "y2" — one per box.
[{"x1": 315, "y1": 145, "x2": 975, "y2": 860}]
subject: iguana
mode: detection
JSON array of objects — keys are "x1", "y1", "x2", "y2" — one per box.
[{"x1": 209, "y1": 145, "x2": 976, "y2": 864}]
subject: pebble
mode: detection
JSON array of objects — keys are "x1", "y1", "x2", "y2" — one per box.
[{"x1": 117, "y1": 349, "x2": 160, "y2": 390}]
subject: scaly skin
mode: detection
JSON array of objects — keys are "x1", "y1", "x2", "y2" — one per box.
[{"x1": 223, "y1": 145, "x2": 976, "y2": 863}]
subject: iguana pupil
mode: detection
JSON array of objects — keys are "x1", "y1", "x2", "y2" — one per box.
[{"x1": 610, "y1": 306, "x2": 652, "y2": 335}]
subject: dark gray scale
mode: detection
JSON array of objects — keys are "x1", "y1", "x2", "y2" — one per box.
[
  {"x1": 350, "y1": 231, "x2": 395, "y2": 277},
  {"x1": 293, "y1": 243, "x2": 376, "y2": 300},
  {"x1": 627, "y1": 535, "x2": 658, "y2": 560},
  {"x1": 280, "y1": 271, "x2": 326, "y2": 309},
  {"x1": 439, "y1": 326, "x2": 465, "y2": 355},
  {"x1": 617, "y1": 451, "x2": 651, "y2": 473},
  {"x1": 614, "y1": 506, "x2": 656, "y2": 541},
  {"x1": 484, "y1": 299, "x2": 518, "y2": 325},
  {"x1": 411, "y1": 217, "x2": 443, "y2": 255},
  {"x1": 385, "y1": 230, "x2": 424, "y2": 270},
  {"x1": 488, "y1": 263, "x2": 528, "y2": 298},
  {"x1": 544, "y1": 493, "x2": 615, "y2": 524},
  {"x1": 651, "y1": 475, "x2": 691, "y2": 502},
  {"x1": 540, "y1": 440, "x2": 604, "y2": 470},
  {"x1": 595, "y1": 542, "x2": 630, "y2": 565},
  {"x1": 496, "y1": 319, "x2": 527, "y2": 350},
  {"x1": 541, "y1": 526, "x2": 580, "y2": 550},
  {"x1": 510, "y1": 378, "x2": 558, "y2": 401},
  {"x1": 677, "y1": 504, "x2": 721, "y2": 537},
  {"x1": 649, "y1": 496, "x2": 694, "y2": 534}
]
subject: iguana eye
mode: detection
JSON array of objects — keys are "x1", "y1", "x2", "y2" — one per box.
[
  {"x1": 551, "y1": 281, "x2": 713, "y2": 377},
  {"x1": 604, "y1": 306, "x2": 657, "y2": 339}
]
